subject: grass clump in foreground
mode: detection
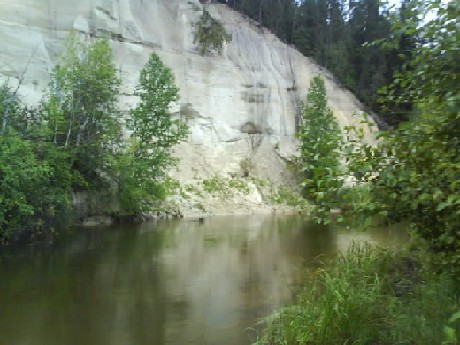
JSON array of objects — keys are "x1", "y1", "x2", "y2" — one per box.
[{"x1": 254, "y1": 243, "x2": 459, "y2": 345}]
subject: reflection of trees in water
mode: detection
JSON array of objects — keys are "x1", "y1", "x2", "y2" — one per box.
[
  {"x1": 0, "y1": 216, "x2": 397, "y2": 345},
  {"x1": 237, "y1": 216, "x2": 337, "y2": 341},
  {"x1": 0, "y1": 225, "x2": 168, "y2": 345},
  {"x1": 299, "y1": 221, "x2": 337, "y2": 266}
]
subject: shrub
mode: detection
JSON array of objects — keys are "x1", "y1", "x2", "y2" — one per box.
[{"x1": 0, "y1": 85, "x2": 72, "y2": 242}]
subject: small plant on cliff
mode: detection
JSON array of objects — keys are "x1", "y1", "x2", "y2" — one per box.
[
  {"x1": 193, "y1": 9, "x2": 232, "y2": 56},
  {"x1": 117, "y1": 53, "x2": 188, "y2": 214},
  {"x1": 298, "y1": 75, "x2": 343, "y2": 222},
  {"x1": 269, "y1": 185, "x2": 305, "y2": 207},
  {"x1": 201, "y1": 176, "x2": 250, "y2": 199}
]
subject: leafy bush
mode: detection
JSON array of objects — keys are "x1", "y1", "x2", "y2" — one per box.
[
  {"x1": 269, "y1": 185, "x2": 304, "y2": 207},
  {"x1": 0, "y1": 85, "x2": 72, "y2": 243},
  {"x1": 201, "y1": 176, "x2": 250, "y2": 199}
]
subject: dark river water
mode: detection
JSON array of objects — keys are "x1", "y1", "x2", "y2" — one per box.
[{"x1": 0, "y1": 215, "x2": 404, "y2": 345}]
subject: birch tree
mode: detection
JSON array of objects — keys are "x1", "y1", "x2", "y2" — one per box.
[{"x1": 43, "y1": 33, "x2": 121, "y2": 186}]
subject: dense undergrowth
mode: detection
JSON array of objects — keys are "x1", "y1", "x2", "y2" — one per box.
[{"x1": 254, "y1": 243, "x2": 460, "y2": 345}]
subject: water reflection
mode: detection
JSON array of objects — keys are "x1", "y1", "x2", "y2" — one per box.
[{"x1": 0, "y1": 215, "x2": 404, "y2": 345}]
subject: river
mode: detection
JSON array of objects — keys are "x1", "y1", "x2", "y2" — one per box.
[{"x1": 0, "y1": 215, "x2": 405, "y2": 345}]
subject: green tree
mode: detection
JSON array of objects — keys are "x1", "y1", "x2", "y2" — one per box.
[
  {"x1": 298, "y1": 75, "x2": 343, "y2": 221},
  {"x1": 43, "y1": 33, "x2": 121, "y2": 187},
  {"x1": 345, "y1": 0, "x2": 459, "y2": 272},
  {"x1": 376, "y1": 0, "x2": 417, "y2": 126},
  {"x1": 117, "y1": 53, "x2": 188, "y2": 214}
]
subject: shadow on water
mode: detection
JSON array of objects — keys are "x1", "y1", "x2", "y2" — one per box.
[{"x1": 0, "y1": 215, "x2": 406, "y2": 345}]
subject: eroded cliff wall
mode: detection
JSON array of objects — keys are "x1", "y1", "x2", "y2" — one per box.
[{"x1": 0, "y1": 0, "x2": 373, "y2": 211}]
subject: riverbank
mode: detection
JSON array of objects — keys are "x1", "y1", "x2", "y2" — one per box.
[
  {"x1": 78, "y1": 177, "x2": 306, "y2": 226},
  {"x1": 78, "y1": 196, "x2": 305, "y2": 226},
  {"x1": 254, "y1": 242, "x2": 460, "y2": 345},
  {"x1": 172, "y1": 177, "x2": 306, "y2": 219}
]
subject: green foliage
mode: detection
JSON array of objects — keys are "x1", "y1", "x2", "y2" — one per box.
[
  {"x1": 1, "y1": 36, "x2": 189, "y2": 241},
  {"x1": 343, "y1": 0, "x2": 459, "y2": 273},
  {"x1": 379, "y1": 0, "x2": 458, "y2": 117},
  {"x1": 193, "y1": 9, "x2": 232, "y2": 56},
  {"x1": 298, "y1": 75, "x2": 343, "y2": 220},
  {"x1": 290, "y1": 0, "x2": 458, "y2": 274},
  {"x1": 1, "y1": 84, "x2": 21, "y2": 133},
  {"x1": 269, "y1": 185, "x2": 304, "y2": 207},
  {"x1": 201, "y1": 176, "x2": 250, "y2": 199},
  {"x1": 178, "y1": 177, "x2": 256, "y2": 205},
  {"x1": 0, "y1": 85, "x2": 72, "y2": 243},
  {"x1": 443, "y1": 310, "x2": 460, "y2": 345},
  {"x1": 202, "y1": 177, "x2": 228, "y2": 195},
  {"x1": 337, "y1": 184, "x2": 372, "y2": 213},
  {"x1": 43, "y1": 33, "x2": 122, "y2": 187},
  {"x1": 117, "y1": 53, "x2": 188, "y2": 214},
  {"x1": 255, "y1": 244, "x2": 459, "y2": 345}
]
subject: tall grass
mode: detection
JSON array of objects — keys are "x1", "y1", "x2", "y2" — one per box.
[{"x1": 255, "y1": 243, "x2": 459, "y2": 345}]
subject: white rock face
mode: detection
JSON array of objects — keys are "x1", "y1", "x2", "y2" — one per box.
[{"x1": 0, "y1": 0, "x2": 374, "y2": 201}]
